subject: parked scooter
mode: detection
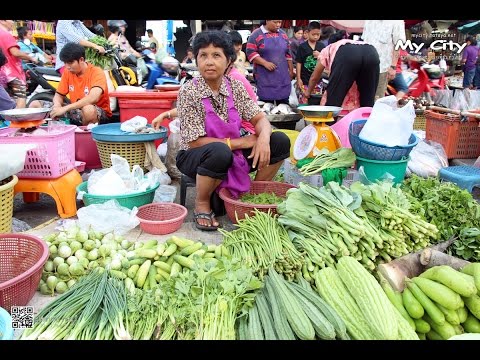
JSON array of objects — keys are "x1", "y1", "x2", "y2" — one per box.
[
  {"x1": 144, "y1": 55, "x2": 181, "y2": 89},
  {"x1": 387, "y1": 60, "x2": 446, "y2": 102},
  {"x1": 25, "y1": 63, "x2": 64, "y2": 106}
]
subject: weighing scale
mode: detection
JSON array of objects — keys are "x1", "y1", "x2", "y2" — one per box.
[
  {"x1": 293, "y1": 106, "x2": 343, "y2": 160},
  {"x1": 0, "y1": 108, "x2": 50, "y2": 130}
]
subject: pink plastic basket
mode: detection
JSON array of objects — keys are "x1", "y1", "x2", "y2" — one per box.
[
  {"x1": 0, "y1": 125, "x2": 76, "y2": 179},
  {"x1": 137, "y1": 203, "x2": 188, "y2": 235}
]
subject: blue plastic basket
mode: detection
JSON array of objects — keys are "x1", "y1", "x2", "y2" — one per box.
[
  {"x1": 0, "y1": 306, "x2": 13, "y2": 340},
  {"x1": 349, "y1": 119, "x2": 418, "y2": 161}
]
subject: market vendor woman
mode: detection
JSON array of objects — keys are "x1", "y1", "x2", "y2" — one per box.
[{"x1": 174, "y1": 30, "x2": 290, "y2": 231}]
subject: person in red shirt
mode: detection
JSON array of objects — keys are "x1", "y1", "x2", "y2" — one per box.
[{"x1": 50, "y1": 42, "x2": 112, "y2": 125}]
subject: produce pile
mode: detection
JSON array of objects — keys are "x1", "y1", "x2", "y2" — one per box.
[
  {"x1": 447, "y1": 228, "x2": 480, "y2": 262},
  {"x1": 277, "y1": 181, "x2": 438, "y2": 279},
  {"x1": 380, "y1": 263, "x2": 480, "y2": 340},
  {"x1": 40, "y1": 226, "x2": 230, "y2": 295},
  {"x1": 402, "y1": 175, "x2": 480, "y2": 241},
  {"x1": 239, "y1": 192, "x2": 285, "y2": 205},
  {"x1": 220, "y1": 210, "x2": 303, "y2": 281}
]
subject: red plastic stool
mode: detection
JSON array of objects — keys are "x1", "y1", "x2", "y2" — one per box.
[{"x1": 14, "y1": 169, "x2": 83, "y2": 218}]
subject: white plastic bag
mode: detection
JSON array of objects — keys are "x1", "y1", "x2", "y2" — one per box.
[
  {"x1": 153, "y1": 185, "x2": 177, "y2": 203},
  {"x1": 87, "y1": 168, "x2": 127, "y2": 196},
  {"x1": 359, "y1": 95, "x2": 415, "y2": 147},
  {"x1": 289, "y1": 79, "x2": 299, "y2": 108},
  {"x1": 407, "y1": 140, "x2": 448, "y2": 178},
  {"x1": 76, "y1": 200, "x2": 140, "y2": 235},
  {"x1": 120, "y1": 116, "x2": 148, "y2": 132},
  {"x1": 0, "y1": 144, "x2": 36, "y2": 181}
]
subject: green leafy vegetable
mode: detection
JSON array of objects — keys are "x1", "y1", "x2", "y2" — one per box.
[{"x1": 240, "y1": 192, "x2": 285, "y2": 205}]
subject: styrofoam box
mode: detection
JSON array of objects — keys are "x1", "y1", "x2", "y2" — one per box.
[{"x1": 283, "y1": 158, "x2": 359, "y2": 187}]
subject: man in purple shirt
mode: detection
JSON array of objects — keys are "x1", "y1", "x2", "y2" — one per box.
[{"x1": 462, "y1": 36, "x2": 479, "y2": 89}]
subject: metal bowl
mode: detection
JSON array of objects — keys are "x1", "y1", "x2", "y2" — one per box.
[
  {"x1": 298, "y1": 106, "x2": 342, "y2": 118},
  {"x1": 0, "y1": 108, "x2": 51, "y2": 122},
  {"x1": 266, "y1": 113, "x2": 303, "y2": 123}
]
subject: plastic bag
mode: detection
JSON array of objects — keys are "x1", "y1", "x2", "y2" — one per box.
[
  {"x1": 153, "y1": 185, "x2": 177, "y2": 203},
  {"x1": 87, "y1": 168, "x2": 127, "y2": 196},
  {"x1": 120, "y1": 116, "x2": 148, "y2": 132},
  {"x1": 451, "y1": 89, "x2": 470, "y2": 111},
  {"x1": 76, "y1": 200, "x2": 140, "y2": 235},
  {"x1": 359, "y1": 95, "x2": 415, "y2": 147},
  {"x1": 166, "y1": 119, "x2": 183, "y2": 180},
  {"x1": 407, "y1": 140, "x2": 448, "y2": 178},
  {"x1": 289, "y1": 79, "x2": 299, "y2": 108},
  {"x1": 0, "y1": 144, "x2": 36, "y2": 181}
]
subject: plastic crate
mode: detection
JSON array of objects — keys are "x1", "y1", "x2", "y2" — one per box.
[
  {"x1": 0, "y1": 125, "x2": 75, "y2": 179},
  {"x1": 425, "y1": 110, "x2": 480, "y2": 159},
  {"x1": 283, "y1": 158, "x2": 359, "y2": 187}
]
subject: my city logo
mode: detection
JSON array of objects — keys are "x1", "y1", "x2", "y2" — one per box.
[{"x1": 394, "y1": 40, "x2": 467, "y2": 54}]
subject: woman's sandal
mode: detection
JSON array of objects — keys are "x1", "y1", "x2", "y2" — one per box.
[{"x1": 193, "y1": 210, "x2": 219, "y2": 231}]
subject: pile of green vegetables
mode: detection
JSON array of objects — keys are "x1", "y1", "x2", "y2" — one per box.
[
  {"x1": 240, "y1": 192, "x2": 285, "y2": 205},
  {"x1": 402, "y1": 175, "x2": 480, "y2": 240},
  {"x1": 298, "y1": 148, "x2": 356, "y2": 176},
  {"x1": 447, "y1": 228, "x2": 480, "y2": 262},
  {"x1": 85, "y1": 36, "x2": 114, "y2": 70}
]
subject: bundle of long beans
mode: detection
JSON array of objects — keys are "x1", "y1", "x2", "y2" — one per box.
[{"x1": 219, "y1": 209, "x2": 304, "y2": 281}]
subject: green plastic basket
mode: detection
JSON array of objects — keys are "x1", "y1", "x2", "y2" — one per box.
[
  {"x1": 355, "y1": 156, "x2": 410, "y2": 185},
  {"x1": 76, "y1": 181, "x2": 159, "y2": 209}
]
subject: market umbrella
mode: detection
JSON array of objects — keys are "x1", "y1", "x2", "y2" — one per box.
[
  {"x1": 320, "y1": 20, "x2": 364, "y2": 33},
  {"x1": 457, "y1": 20, "x2": 480, "y2": 34}
]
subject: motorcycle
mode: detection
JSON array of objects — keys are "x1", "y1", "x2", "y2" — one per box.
[
  {"x1": 144, "y1": 55, "x2": 181, "y2": 89},
  {"x1": 387, "y1": 60, "x2": 446, "y2": 102},
  {"x1": 25, "y1": 63, "x2": 64, "y2": 106},
  {"x1": 179, "y1": 62, "x2": 198, "y2": 85}
]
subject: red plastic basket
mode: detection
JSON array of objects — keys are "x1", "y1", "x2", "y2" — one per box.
[
  {"x1": 425, "y1": 110, "x2": 480, "y2": 159},
  {"x1": 0, "y1": 234, "x2": 49, "y2": 313},
  {"x1": 137, "y1": 203, "x2": 188, "y2": 235},
  {"x1": 219, "y1": 181, "x2": 296, "y2": 224}
]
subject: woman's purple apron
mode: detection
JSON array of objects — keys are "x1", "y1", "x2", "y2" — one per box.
[
  {"x1": 195, "y1": 77, "x2": 251, "y2": 198},
  {"x1": 255, "y1": 31, "x2": 291, "y2": 101}
]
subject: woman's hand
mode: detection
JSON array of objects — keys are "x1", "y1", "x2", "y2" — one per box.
[
  {"x1": 296, "y1": 79, "x2": 304, "y2": 93},
  {"x1": 152, "y1": 113, "x2": 166, "y2": 130},
  {"x1": 263, "y1": 61, "x2": 277, "y2": 71},
  {"x1": 248, "y1": 133, "x2": 270, "y2": 170}
]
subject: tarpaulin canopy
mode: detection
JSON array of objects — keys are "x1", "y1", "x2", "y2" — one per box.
[
  {"x1": 458, "y1": 20, "x2": 480, "y2": 35},
  {"x1": 320, "y1": 20, "x2": 364, "y2": 33}
]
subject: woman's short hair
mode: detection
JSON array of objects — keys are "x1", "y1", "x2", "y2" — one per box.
[
  {"x1": 193, "y1": 30, "x2": 236, "y2": 63},
  {"x1": 320, "y1": 26, "x2": 336, "y2": 41},
  {"x1": 17, "y1": 26, "x2": 29, "y2": 40}
]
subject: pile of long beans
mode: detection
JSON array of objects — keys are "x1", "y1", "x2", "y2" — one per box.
[{"x1": 219, "y1": 210, "x2": 304, "y2": 281}]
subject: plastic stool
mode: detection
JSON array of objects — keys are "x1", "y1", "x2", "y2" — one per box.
[
  {"x1": 179, "y1": 174, "x2": 226, "y2": 216},
  {"x1": 14, "y1": 169, "x2": 83, "y2": 218},
  {"x1": 438, "y1": 166, "x2": 480, "y2": 192}
]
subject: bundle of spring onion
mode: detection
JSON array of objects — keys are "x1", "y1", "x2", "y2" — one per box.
[{"x1": 21, "y1": 269, "x2": 130, "y2": 340}]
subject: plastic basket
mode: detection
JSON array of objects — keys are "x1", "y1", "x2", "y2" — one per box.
[
  {"x1": 349, "y1": 119, "x2": 419, "y2": 161},
  {"x1": 218, "y1": 181, "x2": 296, "y2": 224},
  {"x1": 0, "y1": 306, "x2": 13, "y2": 340},
  {"x1": 76, "y1": 181, "x2": 159, "y2": 209},
  {"x1": 95, "y1": 140, "x2": 147, "y2": 171},
  {"x1": 136, "y1": 203, "x2": 188, "y2": 235},
  {"x1": 0, "y1": 234, "x2": 49, "y2": 313},
  {"x1": 0, "y1": 175, "x2": 18, "y2": 234},
  {"x1": 355, "y1": 156, "x2": 410, "y2": 185},
  {"x1": 0, "y1": 125, "x2": 75, "y2": 179},
  {"x1": 425, "y1": 110, "x2": 480, "y2": 159},
  {"x1": 413, "y1": 111, "x2": 427, "y2": 131}
]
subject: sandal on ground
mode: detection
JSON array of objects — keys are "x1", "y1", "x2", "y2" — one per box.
[{"x1": 193, "y1": 210, "x2": 219, "y2": 231}]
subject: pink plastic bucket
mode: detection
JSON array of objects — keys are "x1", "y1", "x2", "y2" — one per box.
[
  {"x1": 75, "y1": 126, "x2": 102, "y2": 169},
  {"x1": 331, "y1": 107, "x2": 372, "y2": 148}
]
